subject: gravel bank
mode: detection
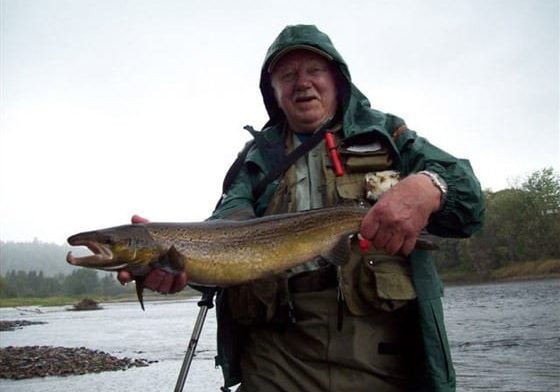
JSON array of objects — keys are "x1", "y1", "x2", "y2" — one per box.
[
  {"x1": 0, "y1": 345, "x2": 156, "y2": 379},
  {"x1": 1, "y1": 319, "x2": 156, "y2": 379},
  {"x1": 0, "y1": 320, "x2": 47, "y2": 332}
]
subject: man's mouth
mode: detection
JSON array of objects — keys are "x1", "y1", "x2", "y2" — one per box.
[{"x1": 294, "y1": 95, "x2": 318, "y2": 103}]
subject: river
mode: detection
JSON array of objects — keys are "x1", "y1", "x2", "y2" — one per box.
[{"x1": 1, "y1": 279, "x2": 558, "y2": 391}]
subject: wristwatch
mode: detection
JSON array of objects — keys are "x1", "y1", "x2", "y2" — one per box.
[{"x1": 418, "y1": 170, "x2": 447, "y2": 209}]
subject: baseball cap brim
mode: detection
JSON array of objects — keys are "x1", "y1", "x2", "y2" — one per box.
[{"x1": 267, "y1": 45, "x2": 333, "y2": 73}]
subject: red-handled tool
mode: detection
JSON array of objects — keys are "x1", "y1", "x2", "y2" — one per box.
[
  {"x1": 324, "y1": 131, "x2": 344, "y2": 177},
  {"x1": 358, "y1": 234, "x2": 370, "y2": 252}
]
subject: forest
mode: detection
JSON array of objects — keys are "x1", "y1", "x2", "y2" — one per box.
[
  {"x1": 0, "y1": 167, "x2": 558, "y2": 299},
  {"x1": 0, "y1": 269, "x2": 131, "y2": 298},
  {"x1": 431, "y1": 167, "x2": 560, "y2": 277}
]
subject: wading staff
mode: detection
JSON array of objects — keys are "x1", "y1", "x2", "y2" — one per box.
[{"x1": 174, "y1": 288, "x2": 217, "y2": 392}]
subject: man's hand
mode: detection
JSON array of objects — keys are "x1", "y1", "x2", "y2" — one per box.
[
  {"x1": 116, "y1": 215, "x2": 188, "y2": 294},
  {"x1": 360, "y1": 173, "x2": 442, "y2": 256}
]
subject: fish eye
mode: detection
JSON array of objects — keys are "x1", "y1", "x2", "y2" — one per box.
[{"x1": 99, "y1": 235, "x2": 116, "y2": 245}]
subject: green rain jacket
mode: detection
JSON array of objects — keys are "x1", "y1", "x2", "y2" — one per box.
[{"x1": 211, "y1": 25, "x2": 485, "y2": 392}]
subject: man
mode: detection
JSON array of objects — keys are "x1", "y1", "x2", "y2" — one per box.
[{"x1": 120, "y1": 25, "x2": 484, "y2": 391}]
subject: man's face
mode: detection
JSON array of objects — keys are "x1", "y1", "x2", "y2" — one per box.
[{"x1": 270, "y1": 50, "x2": 337, "y2": 133}]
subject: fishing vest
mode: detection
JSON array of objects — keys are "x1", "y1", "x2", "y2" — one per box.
[
  {"x1": 215, "y1": 122, "x2": 457, "y2": 391},
  {"x1": 226, "y1": 128, "x2": 417, "y2": 325}
]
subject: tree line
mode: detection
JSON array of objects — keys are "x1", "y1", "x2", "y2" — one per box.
[
  {"x1": 0, "y1": 239, "x2": 75, "y2": 276},
  {"x1": 1, "y1": 167, "x2": 558, "y2": 298},
  {"x1": 0, "y1": 269, "x2": 132, "y2": 298},
  {"x1": 432, "y1": 167, "x2": 560, "y2": 273}
]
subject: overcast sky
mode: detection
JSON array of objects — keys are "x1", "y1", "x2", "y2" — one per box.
[{"x1": 0, "y1": 0, "x2": 558, "y2": 244}]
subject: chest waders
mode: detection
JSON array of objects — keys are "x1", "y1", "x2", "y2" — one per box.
[{"x1": 226, "y1": 125, "x2": 424, "y2": 391}]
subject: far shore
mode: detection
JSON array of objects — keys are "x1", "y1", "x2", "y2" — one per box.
[
  {"x1": 441, "y1": 259, "x2": 560, "y2": 286},
  {"x1": 443, "y1": 272, "x2": 560, "y2": 286},
  {"x1": 1, "y1": 260, "x2": 558, "y2": 308}
]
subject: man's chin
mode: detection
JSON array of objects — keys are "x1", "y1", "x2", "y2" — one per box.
[
  {"x1": 288, "y1": 111, "x2": 333, "y2": 133},
  {"x1": 298, "y1": 118, "x2": 332, "y2": 132}
]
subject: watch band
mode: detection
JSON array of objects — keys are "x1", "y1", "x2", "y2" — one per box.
[{"x1": 418, "y1": 170, "x2": 447, "y2": 210}]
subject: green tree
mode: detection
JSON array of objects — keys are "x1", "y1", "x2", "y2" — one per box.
[
  {"x1": 434, "y1": 167, "x2": 560, "y2": 274},
  {"x1": 98, "y1": 274, "x2": 128, "y2": 296},
  {"x1": 519, "y1": 167, "x2": 560, "y2": 259},
  {"x1": 43, "y1": 273, "x2": 64, "y2": 296},
  {"x1": 521, "y1": 167, "x2": 560, "y2": 212},
  {"x1": 63, "y1": 270, "x2": 100, "y2": 296},
  {"x1": 0, "y1": 275, "x2": 6, "y2": 296}
]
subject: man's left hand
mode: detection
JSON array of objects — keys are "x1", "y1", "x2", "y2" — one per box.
[{"x1": 360, "y1": 173, "x2": 442, "y2": 256}]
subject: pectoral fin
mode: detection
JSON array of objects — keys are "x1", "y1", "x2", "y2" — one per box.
[
  {"x1": 153, "y1": 245, "x2": 186, "y2": 273},
  {"x1": 133, "y1": 246, "x2": 185, "y2": 311},
  {"x1": 321, "y1": 235, "x2": 351, "y2": 266},
  {"x1": 135, "y1": 276, "x2": 145, "y2": 311}
]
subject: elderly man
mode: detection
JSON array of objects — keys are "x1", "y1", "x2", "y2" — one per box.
[{"x1": 120, "y1": 25, "x2": 484, "y2": 391}]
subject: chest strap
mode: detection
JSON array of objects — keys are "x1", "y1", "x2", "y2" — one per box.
[{"x1": 252, "y1": 120, "x2": 338, "y2": 201}]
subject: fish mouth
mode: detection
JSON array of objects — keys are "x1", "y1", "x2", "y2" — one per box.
[{"x1": 66, "y1": 240, "x2": 127, "y2": 270}]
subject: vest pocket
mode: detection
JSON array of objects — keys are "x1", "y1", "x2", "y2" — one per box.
[
  {"x1": 334, "y1": 172, "x2": 368, "y2": 200},
  {"x1": 340, "y1": 238, "x2": 417, "y2": 315},
  {"x1": 339, "y1": 141, "x2": 393, "y2": 173},
  {"x1": 331, "y1": 147, "x2": 394, "y2": 203},
  {"x1": 344, "y1": 153, "x2": 393, "y2": 173},
  {"x1": 364, "y1": 255, "x2": 417, "y2": 302}
]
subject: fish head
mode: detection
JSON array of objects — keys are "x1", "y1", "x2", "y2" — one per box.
[{"x1": 66, "y1": 224, "x2": 163, "y2": 275}]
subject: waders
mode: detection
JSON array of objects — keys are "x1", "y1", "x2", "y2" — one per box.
[{"x1": 174, "y1": 288, "x2": 217, "y2": 392}]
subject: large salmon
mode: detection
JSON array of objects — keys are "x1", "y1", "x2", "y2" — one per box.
[{"x1": 67, "y1": 206, "x2": 435, "y2": 308}]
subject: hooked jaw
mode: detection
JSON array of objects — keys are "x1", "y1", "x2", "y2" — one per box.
[
  {"x1": 66, "y1": 226, "x2": 159, "y2": 311},
  {"x1": 66, "y1": 239, "x2": 129, "y2": 271}
]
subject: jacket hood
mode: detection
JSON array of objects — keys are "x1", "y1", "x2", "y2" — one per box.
[
  {"x1": 259, "y1": 25, "x2": 394, "y2": 144},
  {"x1": 260, "y1": 24, "x2": 351, "y2": 126}
]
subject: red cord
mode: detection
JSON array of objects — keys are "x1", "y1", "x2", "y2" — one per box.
[{"x1": 324, "y1": 131, "x2": 344, "y2": 176}]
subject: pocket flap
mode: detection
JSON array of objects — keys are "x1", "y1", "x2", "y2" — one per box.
[{"x1": 364, "y1": 255, "x2": 417, "y2": 301}]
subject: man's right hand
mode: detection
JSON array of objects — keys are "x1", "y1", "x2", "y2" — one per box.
[{"x1": 116, "y1": 214, "x2": 188, "y2": 294}]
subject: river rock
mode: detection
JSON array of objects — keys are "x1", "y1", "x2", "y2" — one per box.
[
  {"x1": 71, "y1": 298, "x2": 102, "y2": 311},
  {"x1": 0, "y1": 320, "x2": 47, "y2": 332},
  {"x1": 0, "y1": 346, "x2": 156, "y2": 379}
]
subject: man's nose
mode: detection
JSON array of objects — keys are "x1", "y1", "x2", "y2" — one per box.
[{"x1": 294, "y1": 72, "x2": 312, "y2": 89}]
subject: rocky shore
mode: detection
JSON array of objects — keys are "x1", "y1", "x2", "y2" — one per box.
[
  {"x1": 0, "y1": 319, "x2": 156, "y2": 380},
  {"x1": 0, "y1": 345, "x2": 156, "y2": 380},
  {"x1": 0, "y1": 320, "x2": 46, "y2": 332}
]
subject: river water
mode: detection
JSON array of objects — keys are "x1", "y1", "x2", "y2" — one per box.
[{"x1": 1, "y1": 279, "x2": 558, "y2": 391}]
